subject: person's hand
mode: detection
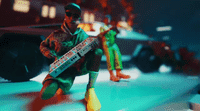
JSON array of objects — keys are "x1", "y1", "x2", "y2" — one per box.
[
  {"x1": 51, "y1": 40, "x2": 61, "y2": 53},
  {"x1": 45, "y1": 50, "x2": 57, "y2": 59}
]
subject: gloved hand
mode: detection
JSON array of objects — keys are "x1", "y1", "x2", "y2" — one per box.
[
  {"x1": 44, "y1": 50, "x2": 57, "y2": 59},
  {"x1": 50, "y1": 40, "x2": 62, "y2": 53}
]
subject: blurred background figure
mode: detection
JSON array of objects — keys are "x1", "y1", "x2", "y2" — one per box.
[{"x1": 100, "y1": 15, "x2": 131, "y2": 82}]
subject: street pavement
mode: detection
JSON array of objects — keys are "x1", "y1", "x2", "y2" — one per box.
[{"x1": 0, "y1": 65, "x2": 199, "y2": 111}]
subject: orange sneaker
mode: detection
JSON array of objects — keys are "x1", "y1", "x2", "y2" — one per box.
[
  {"x1": 116, "y1": 69, "x2": 131, "y2": 79},
  {"x1": 109, "y1": 70, "x2": 120, "y2": 82}
]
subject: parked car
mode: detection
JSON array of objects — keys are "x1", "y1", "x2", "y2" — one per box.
[
  {"x1": 0, "y1": 24, "x2": 55, "y2": 82},
  {"x1": 80, "y1": 22, "x2": 200, "y2": 74}
]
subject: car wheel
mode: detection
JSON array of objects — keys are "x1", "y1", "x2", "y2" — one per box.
[
  {"x1": 136, "y1": 49, "x2": 162, "y2": 73},
  {"x1": 0, "y1": 41, "x2": 44, "y2": 82}
]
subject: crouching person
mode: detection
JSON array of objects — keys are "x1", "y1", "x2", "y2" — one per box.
[{"x1": 39, "y1": 3, "x2": 103, "y2": 111}]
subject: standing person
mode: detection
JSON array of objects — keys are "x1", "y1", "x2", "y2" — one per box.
[
  {"x1": 100, "y1": 15, "x2": 131, "y2": 82},
  {"x1": 39, "y1": 3, "x2": 102, "y2": 111}
]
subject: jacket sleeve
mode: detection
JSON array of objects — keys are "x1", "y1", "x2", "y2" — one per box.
[{"x1": 40, "y1": 33, "x2": 55, "y2": 59}]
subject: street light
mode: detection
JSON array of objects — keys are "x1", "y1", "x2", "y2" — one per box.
[{"x1": 156, "y1": 26, "x2": 172, "y2": 32}]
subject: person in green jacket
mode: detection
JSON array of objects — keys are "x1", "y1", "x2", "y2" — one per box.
[
  {"x1": 39, "y1": 3, "x2": 102, "y2": 111},
  {"x1": 100, "y1": 15, "x2": 131, "y2": 82}
]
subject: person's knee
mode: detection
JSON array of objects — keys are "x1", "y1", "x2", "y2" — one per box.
[
  {"x1": 60, "y1": 82, "x2": 73, "y2": 94},
  {"x1": 94, "y1": 48, "x2": 103, "y2": 56},
  {"x1": 59, "y1": 76, "x2": 75, "y2": 94},
  {"x1": 40, "y1": 91, "x2": 55, "y2": 100},
  {"x1": 40, "y1": 81, "x2": 59, "y2": 100}
]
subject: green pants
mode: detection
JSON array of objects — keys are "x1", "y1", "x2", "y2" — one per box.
[{"x1": 103, "y1": 43, "x2": 123, "y2": 71}]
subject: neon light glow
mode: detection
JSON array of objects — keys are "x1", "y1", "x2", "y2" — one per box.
[
  {"x1": 83, "y1": 24, "x2": 91, "y2": 31},
  {"x1": 49, "y1": 6, "x2": 56, "y2": 19},
  {"x1": 156, "y1": 26, "x2": 172, "y2": 32},
  {"x1": 117, "y1": 21, "x2": 133, "y2": 31},
  {"x1": 78, "y1": 23, "x2": 91, "y2": 31},
  {"x1": 13, "y1": 0, "x2": 30, "y2": 13},
  {"x1": 92, "y1": 23, "x2": 101, "y2": 32},
  {"x1": 41, "y1": 5, "x2": 49, "y2": 17},
  {"x1": 159, "y1": 64, "x2": 172, "y2": 73},
  {"x1": 164, "y1": 46, "x2": 170, "y2": 50},
  {"x1": 121, "y1": 30, "x2": 127, "y2": 36}
]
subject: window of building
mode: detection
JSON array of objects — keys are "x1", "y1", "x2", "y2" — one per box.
[
  {"x1": 41, "y1": 5, "x2": 49, "y2": 18},
  {"x1": 84, "y1": 12, "x2": 89, "y2": 23},
  {"x1": 84, "y1": 12, "x2": 95, "y2": 23},
  {"x1": 49, "y1": 6, "x2": 56, "y2": 19},
  {"x1": 13, "y1": 0, "x2": 30, "y2": 13}
]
